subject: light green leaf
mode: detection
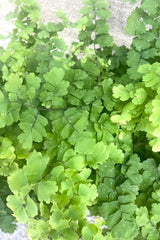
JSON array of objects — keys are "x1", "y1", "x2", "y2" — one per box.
[
  {"x1": 149, "y1": 99, "x2": 160, "y2": 124},
  {"x1": 2, "y1": 65, "x2": 9, "y2": 80},
  {"x1": 112, "y1": 219, "x2": 138, "y2": 239},
  {"x1": 18, "y1": 131, "x2": 33, "y2": 149},
  {"x1": 125, "y1": 9, "x2": 146, "y2": 35},
  {"x1": 26, "y1": 73, "x2": 41, "y2": 90},
  {"x1": 113, "y1": 84, "x2": 130, "y2": 101},
  {"x1": 139, "y1": 63, "x2": 160, "y2": 89},
  {"x1": 151, "y1": 139, "x2": 160, "y2": 152},
  {"x1": 43, "y1": 67, "x2": 69, "y2": 96},
  {"x1": 37, "y1": 220, "x2": 50, "y2": 234},
  {"x1": 50, "y1": 166, "x2": 64, "y2": 180},
  {"x1": 8, "y1": 169, "x2": 29, "y2": 195},
  {"x1": 106, "y1": 210, "x2": 122, "y2": 229},
  {"x1": 60, "y1": 124, "x2": 72, "y2": 139},
  {"x1": 61, "y1": 228, "x2": 79, "y2": 240},
  {"x1": 132, "y1": 88, "x2": 147, "y2": 105},
  {"x1": 45, "y1": 22, "x2": 55, "y2": 32},
  {"x1": 95, "y1": 1, "x2": 109, "y2": 8},
  {"x1": 56, "y1": 9, "x2": 66, "y2": 19},
  {"x1": 142, "y1": 48, "x2": 157, "y2": 59},
  {"x1": 76, "y1": 168, "x2": 91, "y2": 181},
  {"x1": 132, "y1": 38, "x2": 150, "y2": 51},
  {"x1": 156, "y1": 39, "x2": 160, "y2": 48},
  {"x1": 19, "y1": 109, "x2": 48, "y2": 147},
  {"x1": 111, "y1": 111, "x2": 132, "y2": 125},
  {"x1": 37, "y1": 181, "x2": 58, "y2": 203},
  {"x1": 75, "y1": 137, "x2": 96, "y2": 154},
  {"x1": 99, "y1": 201, "x2": 119, "y2": 221},
  {"x1": 136, "y1": 206, "x2": 150, "y2": 226},
  {"x1": 23, "y1": 150, "x2": 49, "y2": 184},
  {"x1": 81, "y1": 61, "x2": 99, "y2": 75},
  {"x1": 95, "y1": 9, "x2": 111, "y2": 19},
  {"x1": 52, "y1": 37, "x2": 67, "y2": 51},
  {"x1": 19, "y1": 109, "x2": 36, "y2": 130},
  {"x1": 74, "y1": 116, "x2": 88, "y2": 132},
  {"x1": 96, "y1": 24, "x2": 109, "y2": 35},
  {"x1": 32, "y1": 128, "x2": 43, "y2": 142},
  {"x1": 65, "y1": 155, "x2": 85, "y2": 171},
  {"x1": 7, "y1": 195, "x2": 28, "y2": 224},
  {"x1": 136, "y1": 206, "x2": 159, "y2": 239},
  {"x1": 68, "y1": 205, "x2": 85, "y2": 220},
  {"x1": 5, "y1": 73, "x2": 22, "y2": 93},
  {"x1": 25, "y1": 196, "x2": 38, "y2": 217},
  {"x1": 87, "y1": 142, "x2": 108, "y2": 168},
  {"x1": 22, "y1": 0, "x2": 36, "y2": 4},
  {"x1": 38, "y1": 30, "x2": 50, "y2": 39},
  {"x1": 27, "y1": 87, "x2": 36, "y2": 100},
  {"x1": 151, "y1": 203, "x2": 160, "y2": 225},
  {"x1": 141, "y1": 0, "x2": 159, "y2": 15},
  {"x1": 94, "y1": 35, "x2": 113, "y2": 48},
  {"x1": 153, "y1": 126, "x2": 160, "y2": 137},
  {"x1": 74, "y1": 69, "x2": 88, "y2": 80},
  {"x1": 22, "y1": 3, "x2": 40, "y2": 22},
  {"x1": 108, "y1": 143, "x2": 124, "y2": 163},
  {"x1": 49, "y1": 210, "x2": 69, "y2": 231},
  {"x1": 82, "y1": 223, "x2": 98, "y2": 240},
  {"x1": 0, "y1": 91, "x2": 7, "y2": 116},
  {"x1": 44, "y1": 67, "x2": 64, "y2": 84},
  {"x1": 79, "y1": 184, "x2": 97, "y2": 203}
]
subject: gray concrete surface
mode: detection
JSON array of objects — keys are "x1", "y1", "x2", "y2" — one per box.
[
  {"x1": 0, "y1": 0, "x2": 137, "y2": 48},
  {"x1": 0, "y1": 0, "x2": 137, "y2": 239},
  {"x1": 0, "y1": 223, "x2": 29, "y2": 240},
  {"x1": 37, "y1": 0, "x2": 137, "y2": 48}
]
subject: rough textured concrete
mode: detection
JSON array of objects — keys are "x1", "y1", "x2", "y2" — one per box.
[
  {"x1": 0, "y1": 0, "x2": 137, "y2": 239},
  {"x1": 0, "y1": 0, "x2": 15, "y2": 48},
  {"x1": 0, "y1": 223, "x2": 29, "y2": 240},
  {"x1": 36, "y1": 0, "x2": 137, "y2": 47},
  {"x1": 0, "y1": 0, "x2": 137, "y2": 48},
  {"x1": 108, "y1": 0, "x2": 136, "y2": 47}
]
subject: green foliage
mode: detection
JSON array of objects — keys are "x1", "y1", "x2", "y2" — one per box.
[
  {"x1": 91, "y1": 155, "x2": 160, "y2": 240},
  {"x1": 0, "y1": 0, "x2": 159, "y2": 239},
  {"x1": 125, "y1": 0, "x2": 160, "y2": 81},
  {"x1": 0, "y1": 177, "x2": 16, "y2": 233}
]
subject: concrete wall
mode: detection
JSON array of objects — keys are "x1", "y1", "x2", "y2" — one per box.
[
  {"x1": 0, "y1": 0, "x2": 138, "y2": 48},
  {"x1": 37, "y1": 0, "x2": 137, "y2": 47}
]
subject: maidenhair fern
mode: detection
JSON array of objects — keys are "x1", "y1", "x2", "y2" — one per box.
[{"x1": 0, "y1": 0, "x2": 159, "y2": 239}]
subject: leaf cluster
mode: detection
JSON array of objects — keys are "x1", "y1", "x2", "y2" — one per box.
[{"x1": 0, "y1": 0, "x2": 159, "y2": 239}]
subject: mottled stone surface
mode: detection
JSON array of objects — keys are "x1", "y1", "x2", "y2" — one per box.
[
  {"x1": 0, "y1": 223, "x2": 29, "y2": 240},
  {"x1": 37, "y1": 0, "x2": 137, "y2": 47},
  {"x1": 0, "y1": 0, "x2": 138, "y2": 48}
]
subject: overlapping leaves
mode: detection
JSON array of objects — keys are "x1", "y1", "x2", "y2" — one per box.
[
  {"x1": 0, "y1": 0, "x2": 160, "y2": 239},
  {"x1": 18, "y1": 109, "x2": 48, "y2": 149},
  {"x1": 93, "y1": 154, "x2": 160, "y2": 240}
]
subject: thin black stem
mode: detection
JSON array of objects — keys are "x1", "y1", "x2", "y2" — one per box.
[
  {"x1": 13, "y1": 100, "x2": 66, "y2": 112},
  {"x1": 63, "y1": 111, "x2": 79, "y2": 133}
]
